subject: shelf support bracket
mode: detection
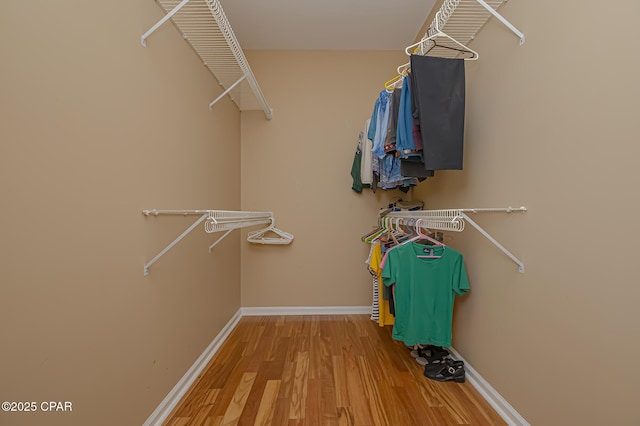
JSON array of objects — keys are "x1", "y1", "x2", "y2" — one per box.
[
  {"x1": 459, "y1": 212, "x2": 525, "y2": 273},
  {"x1": 475, "y1": 0, "x2": 525, "y2": 45},
  {"x1": 141, "y1": 0, "x2": 191, "y2": 47},
  {"x1": 208, "y1": 229, "x2": 234, "y2": 252},
  {"x1": 143, "y1": 213, "x2": 207, "y2": 276},
  {"x1": 209, "y1": 75, "x2": 246, "y2": 109}
]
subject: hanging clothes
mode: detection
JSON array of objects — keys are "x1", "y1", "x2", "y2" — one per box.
[
  {"x1": 395, "y1": 75, "x2": 420, "y2": 159},
  {"x1": 360, "y1": 118, "x2": 373, "y2": 186},
  {"x1": 365, "y1": 241, "x2": 381, "y2": 323},
  {"x1": 383, "y1": 89, "x2": 402, "y2": 154},
  {"x1": 371, "y1": 88, "x2": 419, "y2": 192},
  {"x1": 350, "y1": 144, "x2": 364, "y2": 193},
  {"x1": 366, "y1": 240, "x2": 394, "y2": 326},
  {"x1": 410, "y1": 54, "x2": 466, "y2": 171},
  {"x1": 401, "y1": 157, "x2": 434, "y2": 179},
  {"x1": 371, "y1": 90, "x2": 391, "y2": 158},
  {"x1": 355, "y1": 52, "x2": 469, "y2": 189},
  {"x1": 395, "y1": 73, "x2": 434, "y2": 179},
  {"x1": 382, "y1": 242, "x2": 469, "y2": 347},
  {"x1": 357, "y1": 90, "x2": 419, "y2": 193},
  {"x1": 408, "y1": 71, "x2": 424, "y2": 152}
]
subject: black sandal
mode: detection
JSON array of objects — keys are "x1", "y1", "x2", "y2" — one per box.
[
  {"x1": 424, "y1": 358, "x2": 463, "y2": 373},
  {"x1": 416, "y1": 345, "x2": 449, "y2": 364},
  {"x1": 424, "y1": 358, "x2": 465, "y2": 383}
]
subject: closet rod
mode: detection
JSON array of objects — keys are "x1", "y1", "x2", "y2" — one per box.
[
  {"x1": 386, "y1": 206, "x2": 526, "y2": 273},
  {"x1": 460, "y1": 206, "x2": 526, "y2": 213},
  {"x1": 142, "y1": 209, "x2": 272, "y2": 219}
]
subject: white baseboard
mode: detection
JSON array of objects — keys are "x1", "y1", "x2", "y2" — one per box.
[
  {"x1": 145, "y1": 307, "x2": 526, "y2": 426},
  {"x1": 241, "y1": 306, "x2": 372, "y2": 316},
  {"x1": 448, "y1": 347, "x2": 529, "y2": 426},
  {"x1": 143, "y1": 309, "x2": 243, "y2": 426}
]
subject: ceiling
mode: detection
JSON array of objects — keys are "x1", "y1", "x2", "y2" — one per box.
[{"x1": 217, "y1": 0, "x2": 437, "y2": 51}]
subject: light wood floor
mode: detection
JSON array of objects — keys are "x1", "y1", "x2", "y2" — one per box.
[{"x1": 164, "y1": 315, "x2": 506, "y2": 426}]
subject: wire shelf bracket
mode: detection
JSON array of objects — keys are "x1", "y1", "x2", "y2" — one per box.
[
  {"x1": 386, "y1": 206, "x2": 527, "y2": 273},
  {"x1": 142, "y1": 209, "x2": 286, "y2": 276},
  {"x1": 475, "y1": 0, "x2": 525, "y2": 45},
  {"x1": 412, "y1": 0, "x2": 524, "y2": 61},
  {"x1": 140, "y1": 0, "x2": 273, "y2": 119}
]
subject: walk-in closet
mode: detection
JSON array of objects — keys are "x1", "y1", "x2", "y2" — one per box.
[{"x1": 2, "y1": 0, "x2": 639, "y2": 425}]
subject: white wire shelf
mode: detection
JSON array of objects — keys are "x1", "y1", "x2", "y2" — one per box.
[
  {"x1": 142, "y1": 209, "x2": 292, "y2": 276},
  {"x1": 415, "y1": 0, "x2": 524, "y2": 59},
  {"x1": 386, "y1": 206, "x2": 527, "y2": 273},
  {"x1": 141, "y1": 0, "x2": 272, "y2": 119}
]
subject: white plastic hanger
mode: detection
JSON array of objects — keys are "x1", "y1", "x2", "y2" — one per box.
[
  {"x1": 397, "y1": 62, "x2": 411, "y2": 75},
  {"x1": 247, "y1": 219, "x2": 294, "y2": 245},
  {"x1": 414, "y1": 218, "x2": 446, "y2": 259},
  {"x1": 404, "y1": 11, "x2": 479, "y2": 61}
]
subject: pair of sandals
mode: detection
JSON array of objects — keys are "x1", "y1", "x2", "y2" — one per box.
[
  {"x1": 409, "y1": 345, "x2": 466, "y2": 383},
  {"x1": 424, "y1": 358, "x2": 466, "y2": 383}
]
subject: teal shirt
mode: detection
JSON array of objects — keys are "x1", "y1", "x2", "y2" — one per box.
[{"x1": 381, "y1": 243, "x2": 469, "y2": 347}]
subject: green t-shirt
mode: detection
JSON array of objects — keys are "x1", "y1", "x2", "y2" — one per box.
[{"x1": 381, "y1": 243, "x2": 469, "y2": 347}]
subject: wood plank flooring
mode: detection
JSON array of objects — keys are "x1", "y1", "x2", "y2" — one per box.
[{"x1": 164, "y1": 315, "x2": 506, "y2": 426}]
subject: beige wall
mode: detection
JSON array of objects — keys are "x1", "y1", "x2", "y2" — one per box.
[
  {"x1": 411, "y1": 0, "x2": 640, "y2": 425},
  {"x1": 240, "y1": 50, "x2": 406, "y2": 307},
  {"x1": 4, "y1": 0, "x2": 639, "y2": 425},
  {"x1": 1, "y1": 1, "x2": 243, "y2": 425}
]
